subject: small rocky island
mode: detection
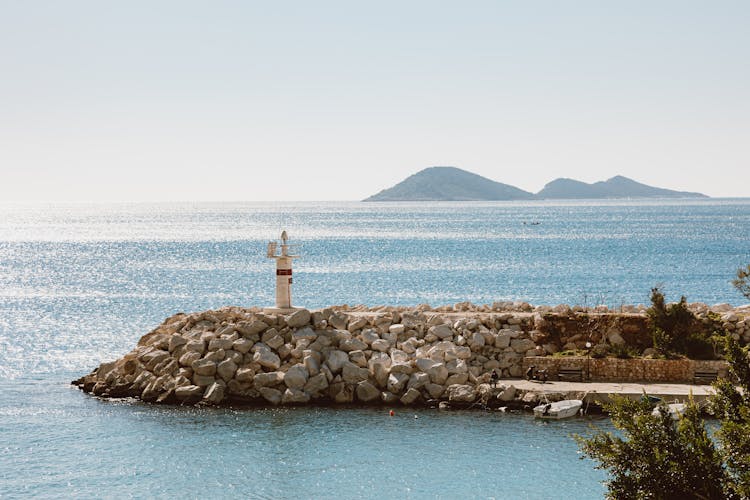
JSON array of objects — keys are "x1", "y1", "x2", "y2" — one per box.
[
  {"x1": 73, "y1": 302, "x2": 747, "y2": 408},
  {"x1": 364, "y1": 166, "x2": 708, "y2": 201}
]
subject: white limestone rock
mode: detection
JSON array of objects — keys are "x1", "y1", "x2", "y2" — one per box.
[
  {"x1": 175, "y1": 385, "x2": 204, "y2": 402},
  {"x1": 389, "y1": 324, "x2": 405, "y2": 335},
  {"x1": 253, "y1": 371, "x2": 284, "y2": 387},
  {"x1": 235, "y1": 367, "x2": 255, "y2": 382},
  {"x1": 510, "y1": 338, "x2": 536, "y2": 353},
  {"x1": 387, "y1": 372, "x2": 409, "y2": 394},
  {"x1": 429, "y1": 324, "x2": 454, "y2": 339},
  {"x1": 342, "y1": 362, "x2": 369, "y2": 384},
  {"x1": 325, "y1": 350, "x2": 349, "y2": 374},
  {"x1": 284, "y1": 364, "x2": 309, "y2": 389},
  {"x1": 400, "y1": 387, "x2": 421, "y2": 405},
  {"x1": 286, "y1": 309, "x2": 311, "y2": 328},
  {"x1": 355, "y1": 380, "x2": 381, "y2": 402},
  {"x1": 203, "y1": 381, "x2": 225, "y2": 404},
  {"x1": 407, "y1": 372, "x2": 430, "y2": 391},
  {"x1": 216, "y1": 358, "x2": 237, "y2": 382},
  {"x1": 282, "y1": 388, "x2": 310, "y2": 404},
  {"x1": 191, "y1": 358, "x2": 217, "y2": 376},
  {"x1": 254, "y1": 349, "x2": 281, "y2": 370},
  {"x1": 259, "y1": 387, "x2": 282, "y2": 405},
  {"x1": 424, "y1": 383, "x2": 445, "y2": 399},
  {"x1": 371, "y1": 339, "x2": 391, "y2": 352},
  {"x1": 340, "y1": 338, "x2": 368, "y2": 352},
  {"x1": 304, "y1": 373, "x2": 329, "y2": 394},
  {"x1": 446, "y1": 384, "x2": 476, "y2": 403}
]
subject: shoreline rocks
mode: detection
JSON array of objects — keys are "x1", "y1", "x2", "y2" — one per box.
[{"x1": 72, "y1": 302, "x2": 749, "y2": 408}]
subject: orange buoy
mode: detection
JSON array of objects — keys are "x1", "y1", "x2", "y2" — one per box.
[{"x1": 389, "y1": 410, "x2": 395, "y2": 416}]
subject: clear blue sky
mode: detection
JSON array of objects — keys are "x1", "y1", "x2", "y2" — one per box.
[{"x1": 2, "y1": 1, "x2": 748, "y2": 201}]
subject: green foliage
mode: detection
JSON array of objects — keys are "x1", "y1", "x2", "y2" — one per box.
[
  {"x1": 579, "y1": 333, "x2": 750, "y2": 499},
  {"x1": 684, "y1": 332, "x2": 716, "y2": 360},
  {"x1": 578, "y1": 276, "x2": 750, "y2": 498},
  {"x1": 647, "y1": 287, "x2": 702, "y2": 358},
  {"x1": 732, "y1": 265, "x2": 750, "y2": 301},
  {"x1": 710, "y1": 335, "x2": 750, "y2": 498},
  {"x1": 576, "y1": 395, "x2": 728, "y2": 499}
]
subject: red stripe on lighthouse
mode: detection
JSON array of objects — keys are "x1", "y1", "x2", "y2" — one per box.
[{"x1": 276, "y1": 269, "x2": 292, "y2": 276}]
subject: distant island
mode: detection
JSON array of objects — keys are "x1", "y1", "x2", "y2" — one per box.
[{"x1": 363, "y1": 167, "x2": 708, "y2": 201}]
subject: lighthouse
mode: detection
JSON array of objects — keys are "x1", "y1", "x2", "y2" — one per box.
[{"x1": 264, "y1": 230, "x2": 301, "y2": 314}]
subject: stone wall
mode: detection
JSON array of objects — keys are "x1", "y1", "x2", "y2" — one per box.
[{"x1": 523, "y1": 356, "x2": 729, "y2": 383}]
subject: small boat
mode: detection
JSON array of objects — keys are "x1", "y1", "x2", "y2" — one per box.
[
  {"x1": 652, "y1": 403, "x2": 686, "y2": 420},
  {"x1": 533, "y1": 399, "x2": 583, "y2": 419}
]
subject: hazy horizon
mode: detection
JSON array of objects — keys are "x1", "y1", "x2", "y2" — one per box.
[{"x1": 2, "y1": 1, "x2": 748, "y2": 201}]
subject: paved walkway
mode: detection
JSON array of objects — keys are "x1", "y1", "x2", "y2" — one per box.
[{"x1": 498, "y1": 378, "x2": 716, "y2": 404}]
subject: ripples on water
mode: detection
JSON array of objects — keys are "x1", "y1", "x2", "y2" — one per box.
[
  {"x1": 0, "y1": 380, "x2": 609, "y2": 499},
  {"x1": 1, "y1": 200, "x2": 748, "y2": 497}
]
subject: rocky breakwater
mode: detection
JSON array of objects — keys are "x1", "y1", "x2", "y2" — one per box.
[{"x1": 72, "y1": 306, "x2": 546, "y2": 408}]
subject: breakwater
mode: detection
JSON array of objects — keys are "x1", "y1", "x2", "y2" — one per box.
[{"x1": 73, "y1": 302, "x2": 748, "y2": 407}]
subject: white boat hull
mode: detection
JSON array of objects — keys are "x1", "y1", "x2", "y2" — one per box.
[
  {"x1": 652, "y1": 403, "x2": 686, "y2": 420},
  {"x1": 533, "y1": 399, "x2": 583, "y2": 419}
]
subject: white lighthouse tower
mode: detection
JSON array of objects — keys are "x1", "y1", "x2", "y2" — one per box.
[{"x1": 263, "y1": 230, "x2": 301, "y2": 314}]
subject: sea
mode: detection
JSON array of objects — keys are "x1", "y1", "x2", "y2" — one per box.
[{"x1": 1, "y1": 199, "x2": 749, "y2": 499}]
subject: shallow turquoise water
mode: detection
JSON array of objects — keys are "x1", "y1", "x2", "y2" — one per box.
[
  {"x1": 0, "y1": 379, "x2": 609, "y2": 499},
  {"x1": 1, "y1": 199, "x2": 749, "y2": 498}
]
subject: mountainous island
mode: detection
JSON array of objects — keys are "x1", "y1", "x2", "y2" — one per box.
[{"x1": 363, "y1": 167, "x2": 708, "y2": 201}]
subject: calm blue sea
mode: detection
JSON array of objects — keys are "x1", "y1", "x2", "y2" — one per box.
[{"x1": 2, "y1": 199, "x2": 749, "y2": 498}]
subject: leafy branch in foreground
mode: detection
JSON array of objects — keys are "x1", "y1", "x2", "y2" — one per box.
[
  {"x1": 576, "y1": 395, "x2": 726, "y2": 499},
  {"x1": 577, "y1": 334, "x2": 750, "y2": 499}
]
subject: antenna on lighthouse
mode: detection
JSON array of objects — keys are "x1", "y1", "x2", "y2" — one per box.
[{"x1": 263, "y1": 230, "x2": 302, "y2": 315}]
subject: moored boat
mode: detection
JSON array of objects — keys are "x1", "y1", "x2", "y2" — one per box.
[
  {"x1": 652, "y1": 403, "x2": 687, "y2": 420},
  {"x1": 533, "y1": 399, "x2": 583, "y2": 419}
]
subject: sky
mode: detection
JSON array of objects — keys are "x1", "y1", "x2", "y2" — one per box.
[{"x1": 1, "y1": 1, "x2": 748, "y2": 201}]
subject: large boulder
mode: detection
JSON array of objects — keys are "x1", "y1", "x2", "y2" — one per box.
[
  {"x1": 387, "y1": 372, "x2": 409, "y2": 394},
  {"x1": 356, "y1": 381, "x2": 381, "y2": 402},
  {"x1": 304, "y1": 373, "x2": 329, "y2": 394},
  {"x1": 429, "y1": 324, "x2": 454, "y2": 339},
  {"x1": 254, "y1": 349, "x2": 281, "y2": 370},
  {"x1": 400, "y1": 387, "x2": 421, "y2": 405},
  {"x1": 424, "y1": 383, "x2": 445, "y2": 399},
  {"x1": 286, "y1": 309, "x2": 311, "y2": 328},
  {"x1": 259, "y1": 387, "x2": 282, "y2": 405},
  {"x1": 209, "y1": 337, "x2": 234, "y2": 351},
  {"x1": 203, "y1": 382, "x2": 225, "y2": 404},
  {"x1": 495, "y1": 332, "x2": 512, "y2": 348},
  {"x1": 168, "y1": 334, "x2": 187, "y2": 352},
  {"x1": 510, "y1": 338, "x2": 536, "y2": 353},
  {"x1": 185, "y1": 340, "x2": 206, "y2": 355},
  {"x1": 175, "y1": 385, "x2": 204, "y2": 403},
  {"x1": 342, "y1": 362, "x2": 369, "y2": 384},
  {"x1": 284, "y1": 364, "x2": 309, "y2": 390},
  {"x1": 407, "y1": 372, "x2": 430, "y2": 391},
  {"x1": 340, "y1": 338, "x2": 368, "y2": 352},
  {"x1": 216, "y1": 359, "x2": 237, "y2": 382},
  {"x1": 191, "y1": 359, "x2": 217, "y2": 376},
  {"x1": 235, "y1": 367, "x2": 255, "y2": 382},
  {"x1": 371, "y1": 339, "x2": 390, "y2": 352},
  {"x1": 281, "y1": 388, "x2": 310, "y2": 404},
  {"x1": 254, "y1": 371, "x2": 284, "y2": 387},
  {"x1": 446, "y1": 384, "x2": 476, "y2": 403},
  {"x1": 325, "y1": 350, "x2": 349, "y2": 374},
  {"x1": 291, "y1": 326, "x2": 317, "y2": 343}
]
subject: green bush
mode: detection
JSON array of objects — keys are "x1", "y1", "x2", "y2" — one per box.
[{"x1": 647, "y1": 287, "x2": 707, "y2": 358}]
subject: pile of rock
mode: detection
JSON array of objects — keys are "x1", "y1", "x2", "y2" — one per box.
[
  {"x1": 73, "y1": 306, "x2": 546, "y2": 407},
  {"x1": 73, "y1": 302, "x2": 749, "y2": 407}
]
